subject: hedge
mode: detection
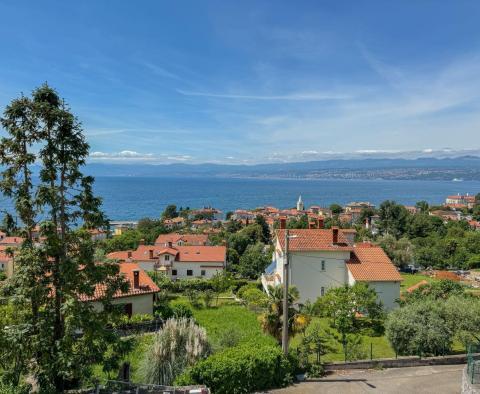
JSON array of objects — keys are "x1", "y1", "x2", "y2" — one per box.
[{"x1": 175, "y1": 343, "x2": 294, "y2": 393}]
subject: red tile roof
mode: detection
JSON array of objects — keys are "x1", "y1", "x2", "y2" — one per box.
[
  {"x1": 0, "y1": 237, "x2": 25, "y2": 245},
  {"x1": 347, "y1": 243, "x2": 403, "y2": 282},
  {"x1": 155, "y1": 233, "x2": 208, "y2": 246},
  {"x1": 108, "y1": 245, "x2": 226, "y2": 263},
  {"x1": 276, "y1": 229, "x2": 353, "y2": 251},
  {"x1": 78, "y1": 263, "x2": 159, "y2": 302}
]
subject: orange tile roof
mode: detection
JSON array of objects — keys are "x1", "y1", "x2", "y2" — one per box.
[
  {"x1": 347, "y1": 243, "x2": 403, "y2": 282},
  {"x1": 78, "y1": 263, "x2": 159, "y2": 302},
  {"x1": 276, "y1": 229, "x2": 352, "y2": 251},
  {"x1": 155, "y1": 233, "x2": 208, "y2": 246},
  {"x1": 108, "y1": 245, "x2": 226, "y2": 263},
  {"x1": 0, "y1": 237, "x2": 25, "y2": 245}
]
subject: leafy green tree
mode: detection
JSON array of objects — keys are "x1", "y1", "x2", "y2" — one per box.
[
  {"x1": 100, "y1": 229, "x2": 144, "y2": 252},
  {"x1": 162, "y1": 204, "x2": 178, "y2": 220},
  {"x1": 238, "y1": 243, "x2": 271, "y2": 279},
  {"x1": 415, "y1": 201, "x2": 429, "y2": 213},
  {"x1": 386, "y1": 299, "x2": 453, "y2": 356},
  {"x1": 329, "y1": 203, "x2": 343, "y2": 215},
  {"x1": 378, "y1": 200, "x2": 409, "y2": 238},
  {"x1": 315, "y1": 283, "x2": 383, "y2": 356},
  {"x1": 210, "y1": 272, "x2": 232, "y2": 306},
  {"x1": 357, "y1": 207, "x2": 376, "y2": 225},
  {"x1": 298, "y1": 322, "x2": 335, "y2": 365},
  {"x1": 287, "y1": 214, "x2": 309, "y2": 229},
  {"x1": 407, "y1": 214, "x2": 444, "y2": 238},
  {"x1": 255, "y1": 215, "x2": 271, "y2": 243},
  {"x1": 401, "y1": 279, "x2": 464, "y2": 305},
  {"x1": 0, "y1": 84, "x2": 131, "y2": 392},
  {"x1": 377, "y1": 234, "x2": 414, "y2": 268},
  {"x1": 0, "y1": 213, "x2": 17, "y2": 235}
]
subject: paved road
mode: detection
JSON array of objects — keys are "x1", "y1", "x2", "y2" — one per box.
[{"x1": 268, "y1": 364, "x2": 464, "y2": 394}]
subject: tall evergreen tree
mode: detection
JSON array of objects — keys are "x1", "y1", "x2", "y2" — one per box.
[{"x1": 0, "y1": 84, "x2": 130, "y2": 392}]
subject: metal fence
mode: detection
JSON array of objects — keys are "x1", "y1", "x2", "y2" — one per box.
[
  {"x1": 467, "y1": 344, "x2": 480, "y2": 385},
  {"x1": 78, "y1": 380, "x2": 209, "y2": 394}
]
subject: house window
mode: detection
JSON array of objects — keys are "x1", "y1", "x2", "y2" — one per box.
[
  {"x1": 165, "y1": 255, "x2": 170, "y2": 261},
  {"x1": 172, "y1": 269, "x2": 177, "y2": 276},
  {"x1": 321, "y1": 260, "x2": 325, "y2": 271},
  {"x1": 321, "y1": 287, "x2": 325, "y2": 296},
  {"x1": 201, "y1": 270, "x2": 206, "y2": 276},
  {"x1": 187, "y1": 270, "x2": 193, "y2": 276}
]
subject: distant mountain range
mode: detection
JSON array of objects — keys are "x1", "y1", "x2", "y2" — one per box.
[{"x1": 84, "y1": 156, "x2": 480, "y2": 181}]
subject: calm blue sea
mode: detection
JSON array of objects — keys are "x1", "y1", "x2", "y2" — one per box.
[{"x1": 89, "y1": 177, "x2": 480, "y2": 221}]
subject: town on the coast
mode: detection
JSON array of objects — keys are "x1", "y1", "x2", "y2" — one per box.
[
  {"x1": 2, "y1": 127, "x2": 480, "y2": 393},
  {"x1": 2, "y1": 1, "x2": 480, "y2": 391}
]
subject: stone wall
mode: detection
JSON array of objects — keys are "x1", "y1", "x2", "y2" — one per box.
[{"x1": 324, "y1": 353, "x2": 472, "y2": 371}]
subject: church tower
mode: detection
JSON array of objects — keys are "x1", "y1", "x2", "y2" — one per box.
[{"x1": 297, "y1": 195, "x2": 304, "y2": 211}]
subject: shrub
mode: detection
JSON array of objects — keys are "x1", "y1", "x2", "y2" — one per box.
[
  {"x1": 185, "y1": 289, "x2": 202, "y2": 308},
  {"x1": 307, "y1": 363, "x2": 325, "y2": 378},
  {"x1": 241, "y1": 288, "x2": 268, "y2": 309},
  {"x1": 385, "y1": 299, "x2": 452, "y2": 356},
  {"x1": 215, "y1": 328, "x2": 242, "y2": 350},
  {"x1": 142, "y1": 318, "x2": 210, "y2": 385},
  {"x1": 176, "y1": 344, "x2": 293, "y2": 394},
  {"x1": 236, "y1": 282, "x2": 261, "y2": 299},
  {"x1": 231, "y1": 279, "x2": 250, "y2": 294},
  {"x1": 119, "y1": 314, "x2": 153, "y2": 326},
  {"x1": 171, "y1": 304, "x2": 193, "y2": 319},
  {"x1": 203, "y1": 290, "x2": 215, "y2": 308}
]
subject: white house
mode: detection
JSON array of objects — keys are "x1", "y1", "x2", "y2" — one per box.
[
  {"x1": 108, "y1": 244, "x2": 226, "y2": 279},
  {"x1": 80, "y1": 262, "x2": 160, "y2": 317},
  {"x1": 262, "y1": 227, "x2": 402, "y2": 310}
]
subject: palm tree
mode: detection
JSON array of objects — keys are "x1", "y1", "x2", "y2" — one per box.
[{"x1": 259, "y1": 285, "x2": 309, "y2": 343}]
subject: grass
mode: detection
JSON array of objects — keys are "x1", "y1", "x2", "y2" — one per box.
[
  {"x1": 91, "y1": 332, "x2": 154, "y2": 384},
  {"x1": 289, "y1": 317, "x2": 395, "y2": 362},
  {"x1": 172, "y1": 296, "x2": 276, "y2": 350},
  {"x1": 400, "y1": 273, "x2": 436, "y2": 293}
]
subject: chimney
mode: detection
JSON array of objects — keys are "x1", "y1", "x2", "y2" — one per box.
[
  {"x1": 133, "y1": 269, "x2": 140, "y2": 289},
  {"x1": 149, "y1": 249, "x2": 154, "y2": 259},
  {"x1": 127, "y1": 251, "x2": 132, "y2": 259},
  {"x1": 139, "y1": 239, "x2": 145, "y2": 245},
  {"x1": 167, "y1": 241, "x2": 173, "y2": 248},
  {"x1": 332, "y1": 227, "x2": 339, "y2": 244},
  {"x1": 279, "y1": 217, "x2": 287, "y2": 229},
  {"x1": 318, "y1": 218, "x2": 324, "y2": 229}
]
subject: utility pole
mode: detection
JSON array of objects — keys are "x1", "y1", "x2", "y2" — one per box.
[{"x1": 282, "y1": 229, "x2": 289, "y2": 355}]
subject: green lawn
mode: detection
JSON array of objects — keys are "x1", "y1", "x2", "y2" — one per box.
[
  {"x1": 289, "y1": 317, "x2": 395, "y2": 362},
  {"x1": 400, "y1": 273, "x2": 435, "y2": 293},
  {"x1": 172, "y1": 296, "x2": 276, "y2": 350}
]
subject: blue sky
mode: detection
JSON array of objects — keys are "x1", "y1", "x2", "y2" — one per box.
[{"x1": 1, "y1": 0, "x2": 480, "y2": 164}]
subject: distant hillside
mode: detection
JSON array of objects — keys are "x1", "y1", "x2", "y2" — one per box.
[{"x1": 84, "y1": 156, "x2": 480, "y2": 181}]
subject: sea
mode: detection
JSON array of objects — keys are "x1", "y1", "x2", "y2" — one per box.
[{"x1": 87, "y1": 177, "x2": 480, "y2": 221}]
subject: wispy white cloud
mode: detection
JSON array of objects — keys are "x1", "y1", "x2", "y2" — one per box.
[{"x1": 176, "y1": 89, "x2": 350, "y2": 101}]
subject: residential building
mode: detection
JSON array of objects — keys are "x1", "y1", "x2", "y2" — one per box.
[
  {"x1": 80, "y1": 263, "x2": 159, "y2": 317},
  {"x1": 155, "y1": 233, "x2": 209, "y2": 246},
  {"x1": 88, "y1": 228, "x2": 108, "y2": 242},
  {"x1": 0, "y1": 236, "x2": 25, "y2": 247},
  {"x1": 108, "y1": 244, "x2": 226, "y2": 279},
  {"x1": 262, "y1": 227, "x2": 402, "y2": 310},
  {"x1": 445, "y1": 194, "x2": 476, "y2": 209},
  {"x1": 163, "y1": 216, "x2": 186, "y2": 229},
  {"x1": 110, "y1": 221, "x2": 138, "y2": 236}
]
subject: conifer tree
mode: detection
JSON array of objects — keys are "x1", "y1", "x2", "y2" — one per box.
[{"x1": 0, "y1": 84, "x2": 129, "y2": 392}]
